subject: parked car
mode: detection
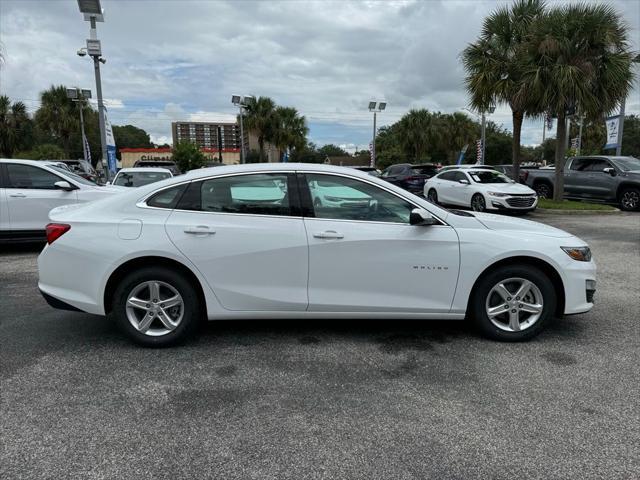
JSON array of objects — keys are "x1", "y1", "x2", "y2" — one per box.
[
  {"x1": 425, "y1": 168, "x2": 538, "y2": 213},
  {"x1": 0, "y1": 159, "x2": 126, "y2": 242},
  {"x1": 380, "y1": 163, "x2": 438, "y2": 194},
  {"x1": 110, "y1": 168, "x2": 173, "y2": 187},
  {"x1": 133, "y1": 160, "x2": 181, "y2": 175},
  {"x1": 493, "y1": 164, "x2": 531, "y2": 184},
  {"x1": 38, "y1": 163, "x2": 595, "y2": 346},
  {"x1": 525, "y1": 156, "x2": 640, "y2": 211},
  {"x1": 352, "y1": 166, "x2": 381, "y2": 176},
  {"x1": 58, "y1": 159, "x2": 99, "y2": 183}
]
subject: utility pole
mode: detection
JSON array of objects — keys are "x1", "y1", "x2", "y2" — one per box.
[
  {"x1": 368, "y1": 101, "x2": 386, "y2": 168},
  {"x1": 66, "y1": 88, "x2": 92, "y2": 162},
  {"x1": 480, "y1": 112, "x2": 486, "y2": 165},
  {"x1": 232, "y1": 95, "x2": 254, "y2": 164},
  {"x1": 577, "y1": 114, "x2": 584, "y2": 156}
]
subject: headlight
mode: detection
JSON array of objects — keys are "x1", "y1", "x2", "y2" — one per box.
[
  {"x1": 487, "y1": 191, "x2": 509, "y2": 197},
  {"x1": 561, "y1": 246, "x2": 592, "y2": 262}
]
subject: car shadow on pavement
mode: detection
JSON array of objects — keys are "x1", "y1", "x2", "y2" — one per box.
[{"x1": 0, "y1": 242, "x2": 45, "y2": 255}]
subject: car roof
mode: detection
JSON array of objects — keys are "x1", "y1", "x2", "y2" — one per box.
[
  {"x1": 0, "y1": 158, "x2": 54, "y2": 166},
  {"x1": 117, "y1": 167, "x2": 173, "y2": 174}
]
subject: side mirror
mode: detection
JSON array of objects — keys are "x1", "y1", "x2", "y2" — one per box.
[
  {"x1": 105, "y1": 181, "x2": 112, "y2": 185},
  {"x1": 54, "y1": 180, "x2": 76, "y2": 191},
  {"x1": 603, "y1": 167, "x2": 616, "y2": 176},
  {"x1": 458, "y1": 179, "x2": 470, "y2": 185},
  {"x1": 410, "y1": 208, "x2": 439, "y2": 226}
]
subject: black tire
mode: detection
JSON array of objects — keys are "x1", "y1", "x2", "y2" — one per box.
[
  {"x1": 470, "y1": 265, "x2": 557, "y2": 341},
  {"x1": 471, "y1": 193, "x2": 486, "y2": 212},
  {"x1": 534, "y1": 182, "x2": 552, "y2": 199},
  {"x1": 111, "y1": 266, "x2": 202, "y2": 347},
  {"x1": 619, "y1": 187, "x2": 640, "y2": 211},
  {"x1": 427, "y1": 189, "x2": 438, "y2": 204}
]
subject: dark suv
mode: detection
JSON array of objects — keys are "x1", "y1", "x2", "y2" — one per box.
[{"x1": 381, "y1": 163, "x2": 438, "y2": 195}]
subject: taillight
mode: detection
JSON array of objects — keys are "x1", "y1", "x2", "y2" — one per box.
[{"x1": 45, "y1": 223, "x2": 71, "y2": 244}]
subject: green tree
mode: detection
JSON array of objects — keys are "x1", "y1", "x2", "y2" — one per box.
[
  {"x1": 318, "y1": 144, "x2": 349, "y2": 157},
  {"x1": 15, "y1": 143, "x2": 65, "y2": 160},
  {"x1": 112, "y1": 124, "x2": 152, "y2": 159},
  {"x1": 273, "y1": 106, "x2": 308, "y2": 159},
  {"x1": 397, "y1": 109, "x2": 438, "y2": 161},
  {"x1": 34, "y1": 85, "x2": 82, "y2": 157},
  {"x1": 462, "y1": 0, "x2": 545, "y2": 181},
  {"x1": 243, "y1": 96, "x2": 277, "y2": 162},
  {"x1": 524, "y1": 4, "x2": 635, "y2": 200},
  {"x1": 172, "y1": 141, "x2": 206, "y2": 172},
  {"x1": 0, "y1": 95, "x2": 32, "y2": 157}
]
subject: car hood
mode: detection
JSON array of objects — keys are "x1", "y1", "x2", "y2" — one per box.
[
  {"x1": 480, "y1": 182, "x2": 534, "y2": 194},
  {"x1": 81, "y1": 184, "x2": 129, "y2": 194},
  {"x1": 473, "y1": 212, "x2": 574, "y2": 238}
]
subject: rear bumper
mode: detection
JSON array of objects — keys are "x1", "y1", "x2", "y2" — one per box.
[{"x1": 40, "y1": 289, "x2": 85, "y2": 312}]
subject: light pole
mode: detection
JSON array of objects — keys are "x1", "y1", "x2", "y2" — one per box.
[
  {"x1": 368, "y1": 101, "x2": 386, "y2": 168},
  {"x1": 232, "y1": 95, "x2": 255, "y2": 164},
  {"x1": 66, "y1": 88, "x2": 92, "y2": 163},
  {"x1": 480, "y1": 104, "x2": 495, "y2": 165},
  {"x1": 77, "y1": 0, "x2": 109, "y2": 181}
]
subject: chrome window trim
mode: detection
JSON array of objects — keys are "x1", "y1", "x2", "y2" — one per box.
[{"x1": 137, "y1": 169, "x2": 450, "y2": 226}]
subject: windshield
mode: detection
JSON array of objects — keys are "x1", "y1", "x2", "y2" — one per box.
[
  {"x1": 411, "y1": 166, "x2": 437, "y2": 175},
  {"x1": 469, "y1": 171, "x2": 512, "y2": 184},
  {"x1": 49, "y1": 165, "x2": 97, "y2": 186},
  {"x1": 114, "y1": 171, "x2": 172, "y2": 187},
  {"x1": 611, "y1": 157, "x2": 640, "y2": 172}
]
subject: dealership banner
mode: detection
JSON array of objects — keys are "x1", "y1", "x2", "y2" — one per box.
[
  {"x1": 103, "y1": 110, "x2": 118, "y2": 173},
  {"x1": 604, "y1": 115, "x2": 621, "y2": 150}
]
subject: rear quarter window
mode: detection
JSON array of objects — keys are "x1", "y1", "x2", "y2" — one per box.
[{"x1": 146, "y1": 184, "x2": 187, "y2": 209}]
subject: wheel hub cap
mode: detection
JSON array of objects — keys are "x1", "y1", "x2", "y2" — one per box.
[
  {"x1": 125, "y1": 281, "x2": 184, "y2": 337},
  {"x1": 485, "y1": 277, "x2": 543, "y2": 332}
]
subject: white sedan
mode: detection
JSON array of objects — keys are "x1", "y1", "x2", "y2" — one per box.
[
  {"x1": 38, "y1": 163, "x2": 595, "y2": 346},
  {"x1": 425, "y1": 168, "x2": 538, "y2": 213},
  {"x1": 0, "y1": 159, "x2": 126, "y2": 242},
  {"x1": 110, "y1": 167, "x2": 173, "y2": 188}
]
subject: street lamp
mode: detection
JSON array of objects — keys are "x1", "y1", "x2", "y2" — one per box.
[
  {"x1": 232, "y1": 95, "x2": 255, "y2": 163},
  {"x1": 368, "y1": 101, "x2": 386, "y2": 167},
  {"x1": 480, "y1": 104, "x2": 495, "y2": 165},
  {"x1": 77, "y1": 0, "x2": 110, "y2": 181},
  {"x1": 66, "y1": 88, "x2": 92, "y2": 163}
]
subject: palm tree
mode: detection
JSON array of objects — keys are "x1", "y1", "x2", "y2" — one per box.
[
  {"x1": 462, "y1": 0, "x2": 545, "y2": 181},
  {"x1": 273, "y1": 106, "x2": 308, "y2": 160},
  {"x1": 524, "y1": 4, "x2": 635, "y2": 200},
  {"x1": 243, "y1": 96, "x2": 277, "y2": 162},
  {"x1": 439, "y1": 112, "x2": 478, "y2": 163},
  {"x1": 0, "y1": 95, "x2": 31, "y2": 157},
  {"x1": 34, "y1": 85, "x2": 80, "y2": 157},
  {"x1": 397, "y1": 109, "x2": 438, "y2": 161}
]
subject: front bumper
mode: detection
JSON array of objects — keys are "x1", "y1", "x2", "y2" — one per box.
[
  {"x1": 561, "y1": 260, "x2": 597, "y2": 315},
  {"x1": 487, "y1": 194, "x2": 538, "y2": 211}
]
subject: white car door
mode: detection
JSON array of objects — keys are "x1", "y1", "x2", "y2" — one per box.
[
  {"x1": 0, "y1": 183, "x2": 8, "y2": 233},
  {"x1": 5, "y1": 163, "x2": 78, "y2": 232},
  {"x1": 164, "y1": 172, "x2": 309, "y2": 311},
  {"x1": 435, "y1": 172, "x2": 458, "y2": 205},
  {"x1": 449, "y1": 171, "x2": 474, "y2": 206},
  {"x1": 301, "y1": 173, "x2": 460, "y2": 313}
]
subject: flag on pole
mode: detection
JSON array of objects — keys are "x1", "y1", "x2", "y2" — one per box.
[
  {"x1": 604, "y1": 115, "x2": 621, "y2": 150},
  {"x1": 83, "y1": 132, "x2": 92, "y2": 164},
  {"x1": 369, "y1": 142, "x2": 374, "y2": 167},
  {"x1": 546, "y1": 114, "x2": 553, "y2": 130},
  {"x1": 475, "y1": 139, "x2": 483, "y2": 164},
  {"x1": 570, "y1": 137, "x2": 579, "y2": 150}
]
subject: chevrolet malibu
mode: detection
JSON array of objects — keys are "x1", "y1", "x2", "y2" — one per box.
[{"x1": 38, "y1": 163, "x2": 596, "y2": 346}]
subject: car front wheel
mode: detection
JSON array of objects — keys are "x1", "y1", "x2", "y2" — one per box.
[
  {"x1": 619, "y1": 187, "x2": 640, "y2": 211},
  {"x1": 471, "y1": 193, "x2": 486, "y2": 212},
  {"x1": 427, "y1": 189, "x2": 438, "y2": 204},
  {"x1": 470, "y1": 265, "x2": 556, "y2": 341},
  {"x1": 112, "y1": 267, "x2": 202, "y2": 347}
]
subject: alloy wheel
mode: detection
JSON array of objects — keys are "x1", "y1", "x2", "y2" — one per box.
[
  {"x1": 485, "y1": 277, "x2": 544, "y2": 332},
  {"x1": 621, "y1": 190, "x2": 639, "y2": 210},
  {"x1": 125, "y1": 281, "x2": 184, "y2": 337},
  {"x1": 428, "y1": 190, "x2": 438, "y2": 204},
  {"x1": 535, "y1": 183, "x2": 551, "y2": 199},
  {"x1": 471, "y1": 194, "x2": 486, "y2": 212}
]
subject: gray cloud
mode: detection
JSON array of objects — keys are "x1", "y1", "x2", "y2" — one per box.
[{"x1": 1, "y1": 0, "x2": 638, "y2": 147}]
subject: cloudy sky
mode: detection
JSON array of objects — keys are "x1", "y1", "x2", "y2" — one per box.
[{"x1": 1, "y1": 0, "x2": 638, "y2": 151}]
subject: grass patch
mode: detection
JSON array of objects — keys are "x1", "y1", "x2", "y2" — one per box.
[{"x1": 538, "y1": 198, "x2": 616, "y2": 211}]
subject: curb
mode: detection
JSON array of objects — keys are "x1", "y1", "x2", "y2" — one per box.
[{"x1": 533, "y1": 208, "x2": 621, "y2": 215}]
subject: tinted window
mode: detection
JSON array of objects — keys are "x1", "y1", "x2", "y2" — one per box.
[
  {"x1": 6, "y1": 164, "x2": 61, "y2": 189},
  {"x1": 306, "y1": 174, "x2": 413, "y2": 224},
  {"x1": 114, "y1": 171, "x2": 172, "y2": 187},
  {"x1": 611, "y1": 156, "x2": 640, "y2": 171},
  {"x1": 453, "y1": 172, "x2": 469, "y2": 182},
  {"x1": 570, "y1": 159, "x2": 592, "y2": 171},
  {"x1": 438, "y1": 171, "x2": 457, "y2": 181},
  {"x1": 587, "y1": 159, "x2": 611, "y2": 172},
  {"x1": 469, "y1": 171, "x2": 511, "y2": 184},
  {"x1": 411, "y1": 166, "x2": 437, "y2": 176},
  {"x1": 147, "y1": 184, "x2": 187, "y2": 209},
  {"x1": 178, "y1": 173, "x2": 292, "y2": 216}
]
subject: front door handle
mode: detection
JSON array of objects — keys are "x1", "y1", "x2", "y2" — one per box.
[
  {"x1": 9, "y1": 193, "x2": 26, "y2": 198},
  {"x1": 184, "y1": 226, "x2": 216, "y2": 235},
  {"x1": 313, "y1": 230, "x2": 344, "y2": 239}
]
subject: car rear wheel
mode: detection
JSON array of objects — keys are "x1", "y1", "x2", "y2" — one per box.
[
  {"x1": 427, "y1": 189, "x2": 438, "y2": 204},
  {"x1": 471, "y1": 193, "x2": 486, "y2": 212},
  {"x1": 619, "y1": 187, "x2": 640, "y2": 211},
  {"x1": 470, "y1": 265, "x2": 556, "y2": 341},
  {"x1": 112, "y1": 267, "x2": 202, "y2": 347},
  {"x1": 534, "y1": 182, "x2": 552, "y2": 199}
]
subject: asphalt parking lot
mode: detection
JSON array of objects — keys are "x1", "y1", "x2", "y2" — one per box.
[{"x1": 1, "y1": 213, "x2": 639, "y2": 479}]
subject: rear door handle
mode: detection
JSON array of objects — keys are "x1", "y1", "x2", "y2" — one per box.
[
  {"x1": 313, "y1": 230, "x2": 344, "y2": 239},
  {"x1": 184, "y1": 226, "x2": 216, "y2": 235},
  {"x1": 9, "y1": 193, "x2": 26, "y2": 198}
]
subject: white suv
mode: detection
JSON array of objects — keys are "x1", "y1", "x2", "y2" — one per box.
[{"x1": 0, "y1": 159, "x2": 126, "y2": 242}]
